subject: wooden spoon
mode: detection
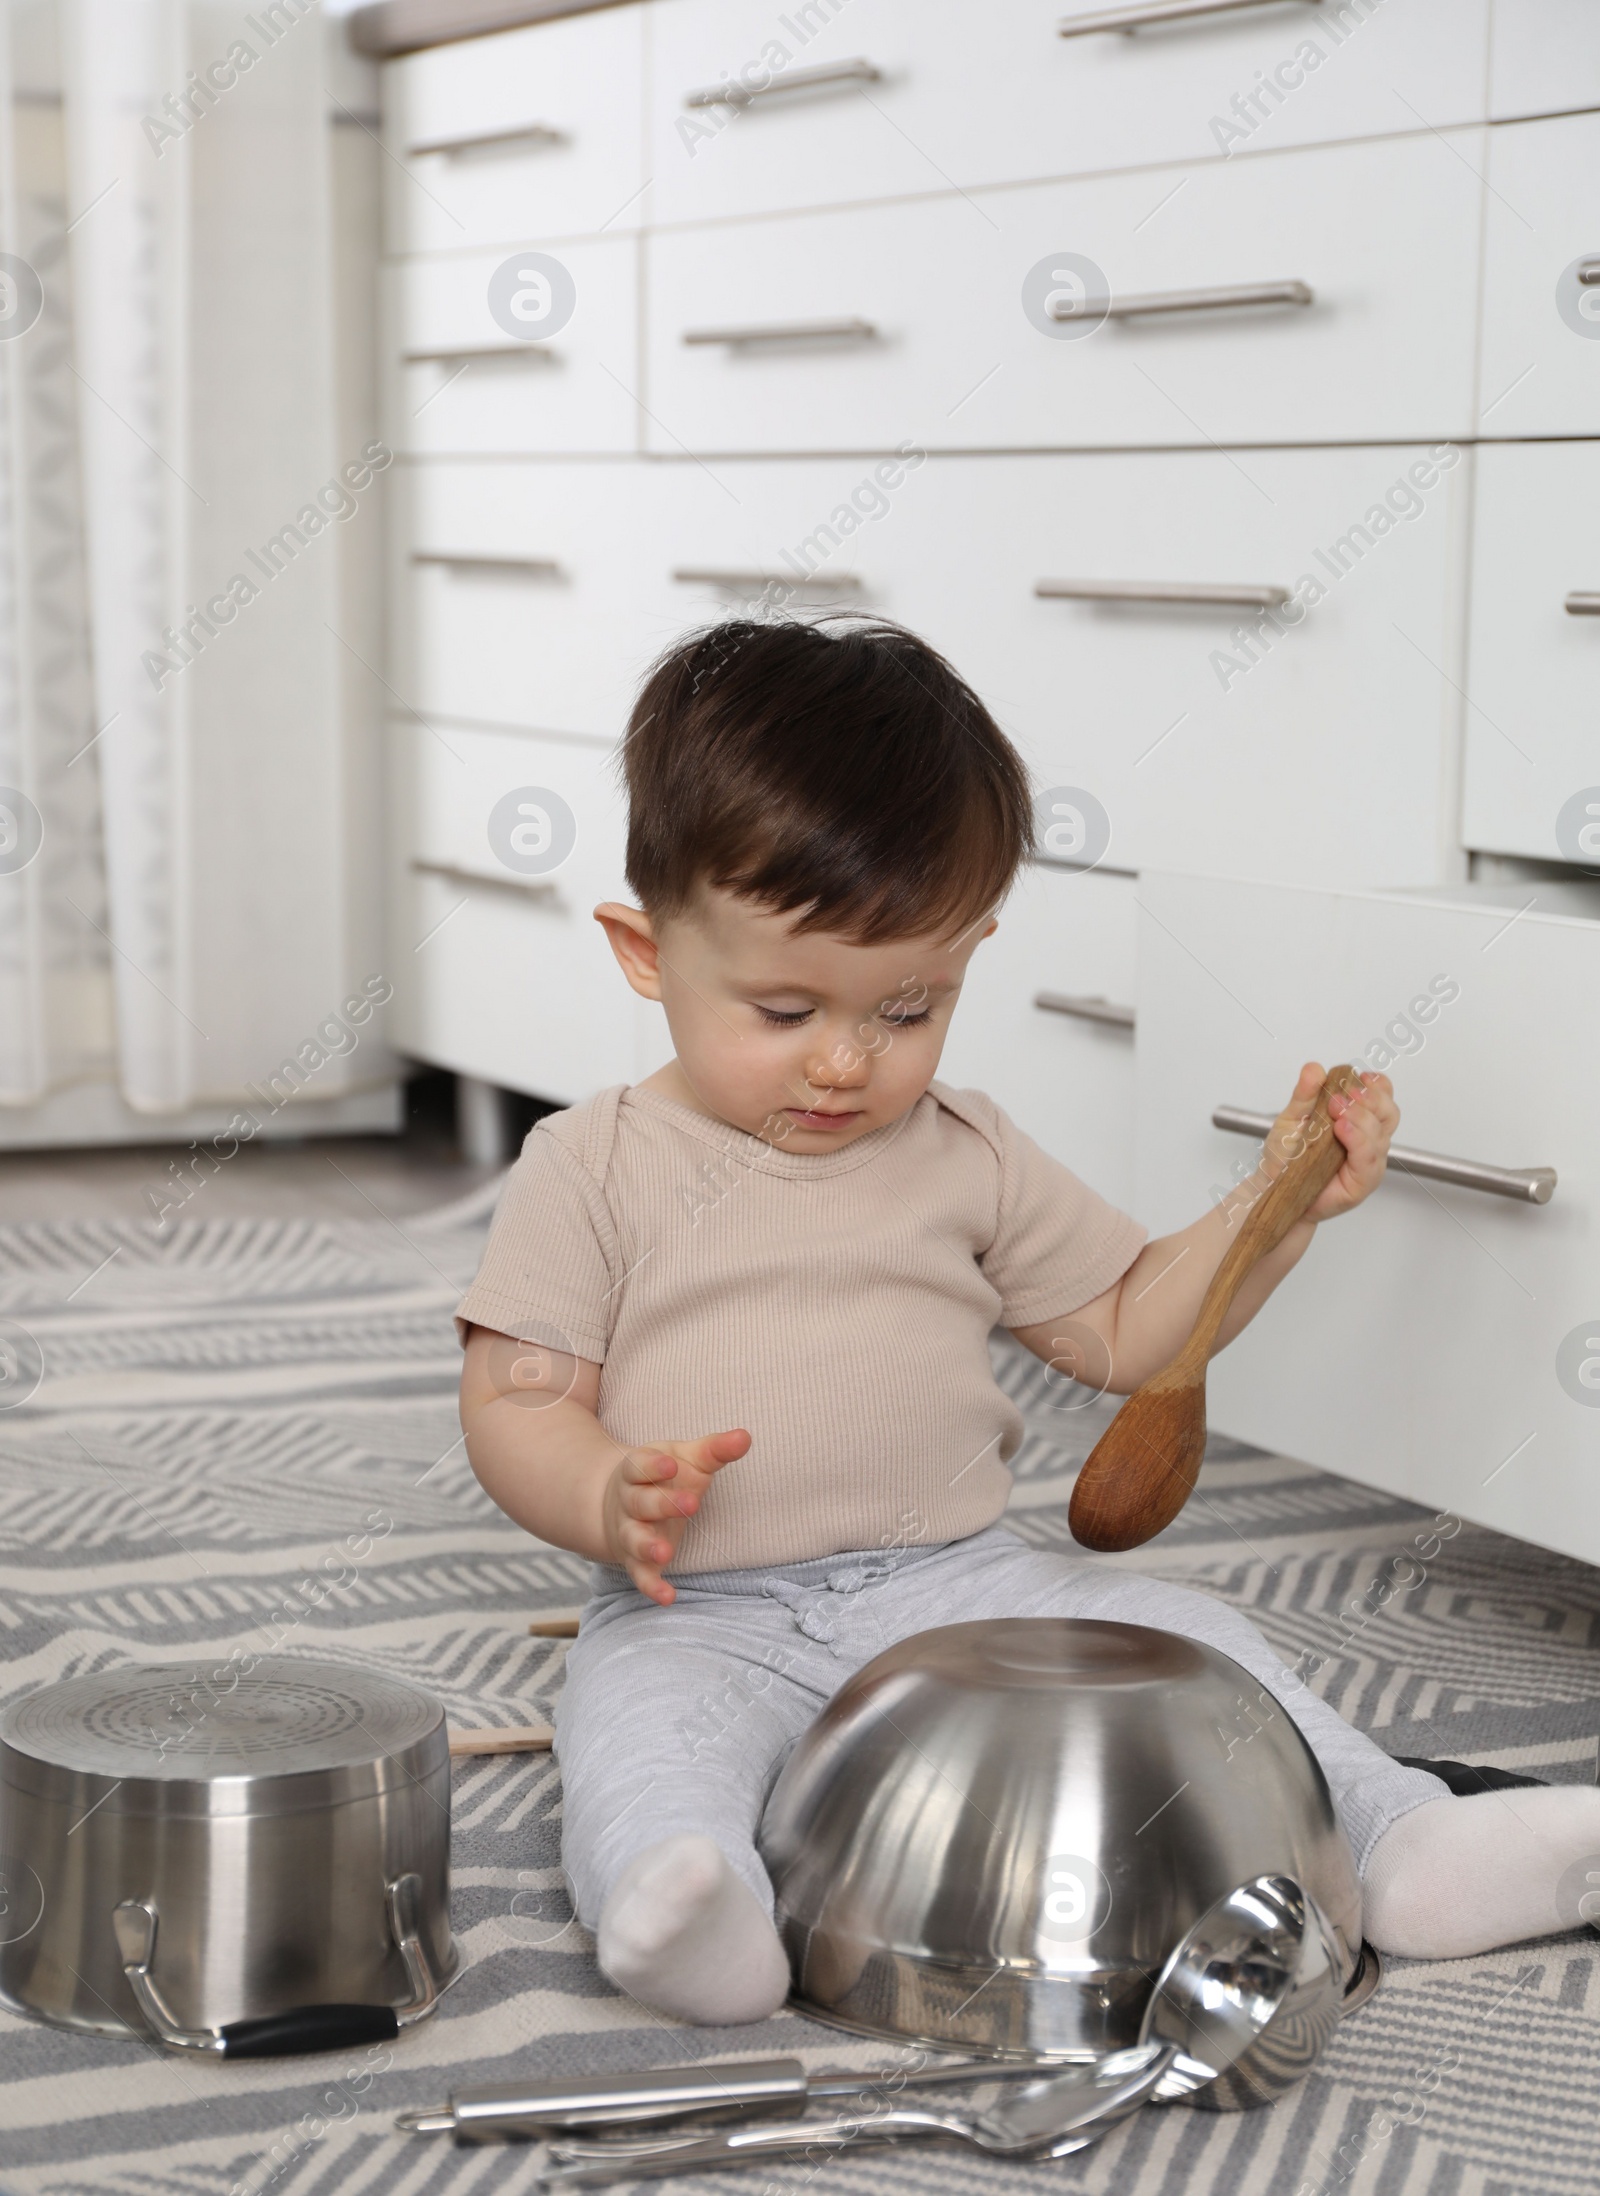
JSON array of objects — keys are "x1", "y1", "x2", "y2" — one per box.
[{"x1": 1067, "y1": 1064, "x2": 1361, "y2": 1553}]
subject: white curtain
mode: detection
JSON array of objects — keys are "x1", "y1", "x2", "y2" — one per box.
[
  {"x1": 0, "y1": 0, "x2": 109, "y2": 1103},
  {"x1": 0, "y1": 0, "x2": 387, "y2": 1121}
]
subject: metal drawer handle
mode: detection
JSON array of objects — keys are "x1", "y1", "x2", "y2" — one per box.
[
  {"x1": 1051, "y1": 279, "x2": 1313, "y2": 322},
  {"x1": 1565, "y1": 592, "x2": 1600, "y2": 616},
  {"x1": 1212, "y1": 1106, "x2": 1556, "y2": 1205},
  {"x1": 409, "y1": 122, "x2": 565, "y2": 158},
  {"x1": 671, "y1": 566, "x2": 861, "y2": 594},
  {"x1": 1037, "y1": 578, "x2": 1289, "y2": 610},
  {"x1": 412, "y1": 551, "x2": 563, "y2": 580},
  {"x1": 403, "y1": 344, "x2": 554, "y2": 366},
  {"x1": 411, "y1": 859, "x2": 559, "y2": 898},
  {"x1": 683, "y1": 318, "x2": 878, "y2": 349},
  {"x1": 113, "y1": 1875, "x2": 443, "y2": 2057},
  {"x1": 1060, "y1": 0, "x2": 1320, "y2": 36},
  {"x1": 1035, "y1": 990, "x2": 1136, "y2": 1029},
  {"x1": 684, "y1": 58, "x2": 881, "y2": 109}
]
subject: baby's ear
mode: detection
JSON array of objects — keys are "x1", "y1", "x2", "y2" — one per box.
[{"x1": 595, "y1": 903, "x2": 663, "y2": 1000}]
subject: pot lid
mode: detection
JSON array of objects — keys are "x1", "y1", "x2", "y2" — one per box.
[{"x1": 0, "y1": 1658, "x2": 446, "y2": 1813}]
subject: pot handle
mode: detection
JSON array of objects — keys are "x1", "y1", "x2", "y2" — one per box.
[{"x1": 113, "y1": 1872, "x2": 444, "y2": 2057}]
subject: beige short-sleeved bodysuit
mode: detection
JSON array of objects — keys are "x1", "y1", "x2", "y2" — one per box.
[{"x1": 454, "y1": 1080, "x2": 1147, "y2": 1573}]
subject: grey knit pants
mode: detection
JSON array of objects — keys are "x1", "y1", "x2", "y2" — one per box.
[{"x1": 554, "y1": 1523, "x2": 1448, "y2": 1930}]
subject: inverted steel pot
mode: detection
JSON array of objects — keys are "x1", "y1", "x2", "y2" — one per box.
[
  {"x1": 759, "y1": 1618, "x2": 1363, "y2": 2104},
  {"x1": 0, "y1": 1656, "x2": 458, "y2": 2055}
]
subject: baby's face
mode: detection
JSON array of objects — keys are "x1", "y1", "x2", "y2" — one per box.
[{"x1": 638, "y1": 887, "x2": 993, "y2": 1152}]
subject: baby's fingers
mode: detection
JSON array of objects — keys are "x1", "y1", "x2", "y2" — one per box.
[
  {"x1": 620, "y1": 1515, "x2": 672, "y2": 1565},
  {"x1": 623, "y1": 1549, "x2": 675, "y2": 1607},
  {"x1": 676, "y1": 1428, "x2": 752, "y2": 1476},
  {"x1": 620, "y1": 1448, "x2": 696, "y2": 1520}
]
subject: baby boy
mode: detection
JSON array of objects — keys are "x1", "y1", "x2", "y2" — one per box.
[{"x1": 458, "y1": 616, "x2": 1599, "y2": 2025}]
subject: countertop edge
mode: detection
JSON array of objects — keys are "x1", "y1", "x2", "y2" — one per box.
[{"x1": 347, "y1": 0, "x2": 632, "y2": 60}]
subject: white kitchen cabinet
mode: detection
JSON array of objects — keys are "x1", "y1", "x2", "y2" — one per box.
[
  {"x1": 1460, "y1": 440, "x2": 1600, "y2": 864},
  {"x1": 393, "y1": 460, "x2": 668, "y2": 739},
  {"x1": 643, "y1": 132, "x2": 1483, "y2": 455},
  {"x1": 1478, "y1": 112, "x2": 1600, "y2": 439},
  {"x1": 647, "y1": 0, "x2": 1489, "y2": 227},
  {"x1": 399, "y1": 719, "x2": 624, "y2": 883},
  {"x1": 854, "y1": 446, "x2": 1471, "y2": 888},
  {"x1": 1488, "y1": 0, "x2": 1600, "y2": 121},
  {"x1": 388, "y1": 237, "x2": 641, "y2": 455},
  {"x1": 382, "y1": 4, "x2": 646, "y2": 252},
  {"x1": 388, "y1": 718, "x2": 654, "y2": 1101},
  {"x1": 1134, "y1": 869, "x2": 1600, "y2": 1563},
  {"x1": 938, "y1": 864, "x2": 1138, "y2": 1213}
]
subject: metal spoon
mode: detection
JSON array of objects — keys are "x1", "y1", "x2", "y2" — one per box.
[{"x1": 536, "y1": 1874, "x2": 1308, "y2": 2183}]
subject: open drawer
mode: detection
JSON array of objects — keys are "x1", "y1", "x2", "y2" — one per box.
[{"x1": 1133, "y1": 870, "x2": 1600, "y2": 1562}]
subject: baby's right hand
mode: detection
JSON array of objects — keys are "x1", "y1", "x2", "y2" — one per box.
[{"x1": 601, "y1": 1430, "x2": 750, "y2": 1606}]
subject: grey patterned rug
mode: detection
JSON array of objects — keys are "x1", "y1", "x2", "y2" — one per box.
[{"x1": 1, "y1": 1182, "x2": 1598, "y2": 2196}]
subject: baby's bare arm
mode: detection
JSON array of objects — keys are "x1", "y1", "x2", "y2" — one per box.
[
  {"x1": 459, "y1": 1326, "x2": 749, "y2": 1604},
  {"x1": 1011, "y1": 1063, "x2": 1398, "y2": 1393}
]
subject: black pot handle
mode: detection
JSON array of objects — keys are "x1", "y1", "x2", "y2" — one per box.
[
  {"x1": 113, "y1": 1873, "x2": 443, "y2": 2057},
  {"x1": 220, "y1": 2003, "x2": 400, "y2": 2057}
]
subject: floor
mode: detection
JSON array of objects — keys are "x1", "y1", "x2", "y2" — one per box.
[
  {"x1": 3, "y1": 1085, "x2": 1600, "y2": 2191},
  {"x1": 0, "y1": 1070, "x2": 512, "y2": 1227}
]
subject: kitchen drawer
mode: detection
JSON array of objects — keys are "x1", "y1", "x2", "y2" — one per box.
[
  {"x1": 1459, "y1": 441, "x2": 1600, "y2": 863},
  {"x1": 1477, "y1": 112, "x2": 1600, "y2": 438},
  {"x1": 389, "y1": 722, "x2": 643, "y2": 1102},
  {"x1": 398, "y1": 719, "x2": 626, "y2": 882},
  {"x1": 392, "y1": 869, "x2": 647, "y2": 1101},
  {"x1": 642, "y1": 133, "x2": 1482, "y2": 455},
  {"x1": 938, "y1": 864, "x2": 1138, "y2": 1213},
  {"x1": 1489, "y1": 0, "x2": 1600, "y2": 120},
  {"x1": 388, "y1": 239, "x2": 640, "y2": 455},
  {"x1": 1133, "y1": 870, "x2": 1600, "y2": 1563},
  {"x1": 647, "y1": 0, "x2": 1488, "y2": 226},
  {"x1": 393, "y1": 461, "x2": 665, "y2": 739},
  {"x1": 841, "y1": 446, "x2": 1469, "y2": 888},
  {"x1": 382, "y1": 5, "x2": 646, "y2": 252}
]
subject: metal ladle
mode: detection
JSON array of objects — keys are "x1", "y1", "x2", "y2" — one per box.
[{"x1": 535, "y1": 1874, "x2": 1310, "y2": 2183}]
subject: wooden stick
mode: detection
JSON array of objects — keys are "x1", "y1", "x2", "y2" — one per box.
[
  {"x1": 448, "y1": 1723, "x2": 554, "y2": 1756},
  {"x1": 528, "y1": 1615, "x2": 581, "y2": 1637}
]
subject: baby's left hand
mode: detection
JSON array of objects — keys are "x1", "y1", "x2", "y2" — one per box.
[{"x1": 1267, "y1": 1061, "x2": 1398, "y2": 1223}]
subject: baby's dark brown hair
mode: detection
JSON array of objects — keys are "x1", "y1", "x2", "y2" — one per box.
[{"x1": 620, "y1": 617, "x2": 1034, "y2": 943}]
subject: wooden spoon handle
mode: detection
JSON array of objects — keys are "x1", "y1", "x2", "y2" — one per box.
[{"x1": 1178, "y1": 1063, "x2": 1360, "y2": 1372}]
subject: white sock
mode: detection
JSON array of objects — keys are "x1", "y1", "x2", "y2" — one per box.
[
  {"x1": 1363, "y1": 1787, "x2": 1600, "y2": 1959},
  {"x1": 596, "y1": 1833, "x2": 792, "y2": 2025}
]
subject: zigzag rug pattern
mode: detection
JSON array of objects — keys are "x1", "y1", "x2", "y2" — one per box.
[{"x1": 0, "y1": 1182, "x2": 1596, "y2": 2194}]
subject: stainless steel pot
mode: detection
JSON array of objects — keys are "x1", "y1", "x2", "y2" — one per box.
[
  {"x1": 0, "y1": 1657, "x2": 459, "y2": 2055},
  {"x1": 759, "y1": 1618, "x2": 1366, "y2": 2106}
]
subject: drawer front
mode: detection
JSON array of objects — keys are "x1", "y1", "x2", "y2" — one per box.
[
  {"x1": 390, "y1": 722, "x2": 641, "y2": 1102},
  {"x1": 398, "y1": 720, "x2": 627, "y2": 885},
  {"x1": 393, "y1": 869, "x2": 643, "y2": 1101},
  {"x1": 393, "y1": 461, "x2": 666, "y2": 740},
  {"x1": 938, "y1": 865, "x2": 1138, "y2": 1212},
  {"x1": 648, "y1": 0, "x2": 1488, "y2": 225},
  {"x1": 643, "y1": 134, "x2": 1482, "y2": 454},
  {"x1": 389, "y1": 239, "x2": 640, "y2": 455},
  {"x1": 1133, "y1": 871, "x2": 1600, "y2": 1563},
  {"x1": 1478, "y1": 113, "x2": 1600, "y2": 439},
  {"x1": 784, "y1": 444, "x2": 1466, "y2": 888},
  {"x1": 382, "y1": 6, "x2": 646, "y2": 253},
  {"x1": 1489, "y1": 0, "x2": 1600, "y2": 120},
  {"x1": 1460, "y1": 441, "x2": 1600, "y2": 863}
]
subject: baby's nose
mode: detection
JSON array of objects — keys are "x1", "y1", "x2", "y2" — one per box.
[{"x1": 809, "y1": 1033, "x2": 871, "y2": 1088}]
